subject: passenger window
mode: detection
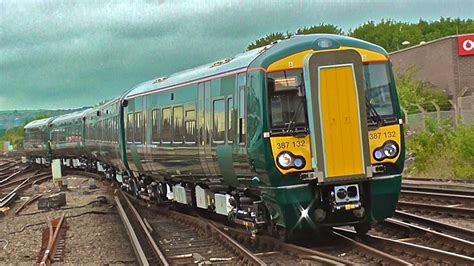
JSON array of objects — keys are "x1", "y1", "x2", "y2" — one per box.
[
  {"x1": 135, "y1": 112, "x2": 143, "y2": 143},
  {"x1": 227, "y1": 97, "x2": 233, "y2": 142},
  {"x1": 162, "y1": 108, "x2": 172, "y2": 143},
  {"x1": 173, "y1": 106, "x2": 183, "y2": 143},
  {"x1": 185, "y1": 109, "x2": 196, "y2": 143},
  {"x1": 127, "y1": 113, "x2": 134, "y2": 143},
  {"x1": 213, "y1": 99, "x2": 225, "y2": 142},
  {"x1": 151, "y1": 109, "x2": 160, "y2": 143}
]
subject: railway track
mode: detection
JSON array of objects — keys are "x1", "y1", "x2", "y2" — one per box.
[
  {"x1": 116, "y1": 190, "x2": 266, "y2": 265},
  {"x1": 394, "y1": 210, "x2": 474, "y2": 242},
  {"x1": 334, "y1": 227, "x2": 474, "y2": 265},
  {"x1": 372, "y1": 218, "x2": 473, "y2": 257},
  {"x1": 37, "y1": 214, "x2": 67, "y2": 265}
]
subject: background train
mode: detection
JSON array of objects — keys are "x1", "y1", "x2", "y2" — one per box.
[{"x1": 24, "y1": 34, "x2": 405, "y2": 239}]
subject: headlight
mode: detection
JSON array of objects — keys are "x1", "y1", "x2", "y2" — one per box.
[
  {"x1": 373, "y1": 141, "x2": 399, "y2": 161},
  {"x1": 383, "y1": 141, "x2": 399, "y2": 158},
  {"x1": 277, "y1": 152, "x2": 294, "y2": 168}
]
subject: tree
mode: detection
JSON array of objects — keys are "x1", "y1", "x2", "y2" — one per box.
[
  {"x1": 0, "y1": 114, "x2": 50, "y2": 150},
  {"x1": 247, "y1": 32, "x2": 288, "y2": 50},
  {"x1": 395, "y1": 66, "x2": 450, "y2": 112},
  {"x1": 296, "y1": 23, "x2": 343, "y2": 35}
]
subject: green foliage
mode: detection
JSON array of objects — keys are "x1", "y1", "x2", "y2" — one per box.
[
  {"x1": 247, "y1": 17, "x2": 474, "y2": 51},
  {"x1": 407, "y1": 119, "x2": 474, "y2": 180},
  {"x1": 0, "y1": 114, "x2": 50, "y2": 150},
  {"x1": 395, "y1": 66, "x2": 450, "y2": 113},
  {"x1": 247, "y1": 32, "x2": 288, "y2": 51},
  {"x1": 296, "y1": 23, "x2": 343, "y2": 35}
]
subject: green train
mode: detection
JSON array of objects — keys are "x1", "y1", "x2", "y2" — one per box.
[{"x1": 24, "y1": 34, "x2": 404, "y2": 239}]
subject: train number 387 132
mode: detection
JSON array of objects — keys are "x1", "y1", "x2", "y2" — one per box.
[{"x1": 276, "y1": 140, "x2": 306, "y2": 149}]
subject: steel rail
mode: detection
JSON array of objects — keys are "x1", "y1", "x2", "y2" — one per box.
[
  {"x1": 120, "y1": 191, "x2": 169, "y2": 266},
  {"x1": 385, "y1": 218, "x2": 473, "y2": 257},
  {"x1": 156, "y1": 208, "x2": 266, "y2": 265},
  {"x1": 39, "y1": 214, "x2": 66, "y2": 266},
  {"x1": 212, "y1": 222, "x2": 352, "y2": 265},
  {"x1": 114, "y1": 195, "x2": 150, "y2": 266},
  {"x1": 394, "y1": 210, "x2": 474, "y2": 242},
  {"x1": 15, "y1": 194, "x2": 43, "y2": 215},
  {"x1": 402, "y1": 185, "x2": 474, "y2": 196},
  {"x1": 397, "y1": 201, "x2": 474, "y2": 217},
  {"x1": 0, "y1": 172, "x2": 49, "y2": 189},
  {"x1": 401, "y1": 189, "x2": 474, "y2": 201},
  {"x1": 331, "y1": 230, "x2": 410, "y2": 265},
  {"x1": 334, "y1": 227, "x2": 474, "y2": 265}
]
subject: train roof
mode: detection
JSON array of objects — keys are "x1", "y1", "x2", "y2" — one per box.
[
  {"x1": 24, "y1": 117, "x2": 54, "y2": 130},
  {"x1": 125, "y1": 46, "x2": 268, "y2": 98},
  {"x1": 124, "y1": 34, "x2": 387, "y2": 98},
  {"x1": 50, "y1": 108, "x2": 92, "y2": 125},
  {"x1": 249, "y1": 34, "x2": 388, "y2": 68}
]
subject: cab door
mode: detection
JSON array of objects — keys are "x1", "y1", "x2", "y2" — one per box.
[{"x1": 304, "y1": 50, "x2": 371, "y2": 181}]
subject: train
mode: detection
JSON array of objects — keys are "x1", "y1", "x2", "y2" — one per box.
[{"x1": 23, "y1": 34, "x2": 404, "y2": 240}]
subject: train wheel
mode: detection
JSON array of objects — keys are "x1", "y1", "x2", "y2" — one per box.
[{"x1": 354, "y1": 222, "x2": 371, "y2": 236}]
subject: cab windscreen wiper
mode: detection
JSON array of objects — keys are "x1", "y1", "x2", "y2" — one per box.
[
  {"x1": 287, "y1": 99, "x2": 305, "y2": 135},
  {"x1": 366, "y1": 97, "x2": 383, "y2": 128}
]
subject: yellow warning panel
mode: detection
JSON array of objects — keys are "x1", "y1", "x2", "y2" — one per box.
[{"x1": 319, "y1": 65, "x2": 364, "y2": 178}]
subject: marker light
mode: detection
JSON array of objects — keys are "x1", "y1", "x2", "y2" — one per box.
[
  {"x1": 374, "y1": 149, "x2": 384, "y2": 161},
  {"x1": 294, "y1": 157, "x2": 305, "y2": 169}
]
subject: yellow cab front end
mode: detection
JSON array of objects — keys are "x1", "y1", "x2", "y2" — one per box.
[{"x1": 254, "y1": 35, "x2": 404, "y2": 235}]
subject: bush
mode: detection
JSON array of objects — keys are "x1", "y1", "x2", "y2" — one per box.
[
  {"x1": 395, "y1": 66, "x2": 451, "y2": 113},
  {"x1": 407, "y1": 119, "x2": 474, "y2": 180}
]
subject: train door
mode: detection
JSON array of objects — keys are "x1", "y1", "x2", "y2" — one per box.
[
  {"x1": 198, "y1": 82, "x2": 212, "y2": 176},
  {"x1": 304, "y1": 50, "x2": 371, "y2": 181}
]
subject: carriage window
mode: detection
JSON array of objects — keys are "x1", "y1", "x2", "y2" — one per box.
[
  {"x1": 227, "y1": 97, "x2": 233, "y2": 142},
  {"x1": 151, "y1": 109, "x2": 160, "y2": 143},
  {"x1": 162, "y1": 108, "x2": 172, "y2": 143},
  {"x1": 135, "y1": 112, "x2": 143, "y2": 143},
  {"x1": 127, "y1": 113, "x2": 134, "y2": 143},
  {"x1": 364, "y1": 63, "x2": 395, "y2": 116},
  {"x1": 213, "y1": 99, "x2": 225, "y2": 142},
  {"x1": 173, "y1": 106, "x2": 183, "y2": 143},
  {"x1": 185, "y1": 109, "x2": 196, "y2": 143}
]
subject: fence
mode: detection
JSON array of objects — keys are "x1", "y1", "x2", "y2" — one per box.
[{"x1": 404, "y1": 95, "x2": 474, "y2": 132}]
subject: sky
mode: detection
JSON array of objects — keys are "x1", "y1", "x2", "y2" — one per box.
[{"x1": 1, "y1": 0, "x2": 473, "y2": 111}]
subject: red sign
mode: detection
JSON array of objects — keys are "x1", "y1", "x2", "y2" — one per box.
[{"x1": 458, "y1": 35, "x2": 474, "y2": 56}]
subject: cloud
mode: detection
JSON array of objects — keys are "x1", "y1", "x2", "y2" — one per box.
[{"x1": 0, "y1": 0, "x2": 472, "y2": 110}]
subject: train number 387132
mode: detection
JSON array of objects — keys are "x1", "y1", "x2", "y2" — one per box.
[{"x1": 276, "y1": 140, "x2": 306, "y2": 149}]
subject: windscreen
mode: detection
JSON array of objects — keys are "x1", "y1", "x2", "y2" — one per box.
[
  {"x1": 364, "y1": 63, "x2": 395, "y2": 117},
  {"x1": 267, "y1": 70, "x2": 307, "y2": 129}
]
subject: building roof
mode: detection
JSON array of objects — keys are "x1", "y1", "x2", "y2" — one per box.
[{"x1": 390, "y1": 34, "x2": 473, "y2": 55}]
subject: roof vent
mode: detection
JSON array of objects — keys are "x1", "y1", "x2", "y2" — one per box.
[
  {"x1": 153, "y1": 76, "x2": 168, "y2": 84},
  {"x1": 210, "y1": 57, "x2": 233, "y2": 68}
]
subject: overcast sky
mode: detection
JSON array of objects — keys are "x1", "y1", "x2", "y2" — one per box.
[{"x1": 1, "y1": 0, "x2": 472, "y2": 111}]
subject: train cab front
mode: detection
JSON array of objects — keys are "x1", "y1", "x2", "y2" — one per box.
[{"x1": 259, "y1": 36, "x2": 404, "y2": 236}]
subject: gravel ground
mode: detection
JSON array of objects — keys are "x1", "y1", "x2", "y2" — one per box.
[{"x1": 0, "y1": 173, "x2": 137, "y2": 265}]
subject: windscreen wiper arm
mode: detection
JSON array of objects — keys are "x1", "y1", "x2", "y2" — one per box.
[{"x1": 366, "y1": 97, "x2": 383, "y2": 127}]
